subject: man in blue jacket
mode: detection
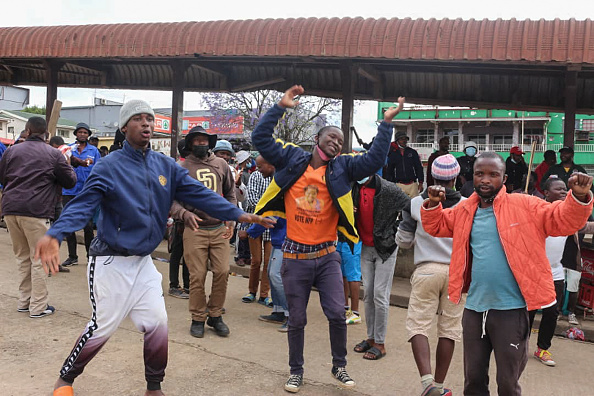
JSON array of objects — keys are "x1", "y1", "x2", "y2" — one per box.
[
  {"x1": 35, "y1": 100, "x2": 274, "y2": 396},
  {"x1": 60, "y1": 122, "x2": 102, "y2": 267},
  {"x1": 253, "y1": 85, "x2": 404, "y2": 393}
]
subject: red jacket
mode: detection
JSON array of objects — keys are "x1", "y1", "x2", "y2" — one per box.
[{"x1": 421, "y1": 188, "x2": 593, "y2": 311}]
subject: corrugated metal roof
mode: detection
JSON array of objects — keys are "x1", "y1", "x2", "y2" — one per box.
[
  {"x1": 1, "y1": 18, "x2": 594, "y2": 113},
  {"x1": 0, "y1": 17, "x2": 593, "y2": 63}
]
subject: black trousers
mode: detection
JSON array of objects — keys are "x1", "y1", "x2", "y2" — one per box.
[
  {"x1": 462, "y1": 308, "x2": 529, "y2": 396},
  {"x1": 169, "y1": 222, "x2": 189, "y2": 289},
  {"x1": 62, "y1": 195, "x2": 94, "y2": 259},
  {"x1": 528, "y1": 280, "x2": 565, "y2": 350}
]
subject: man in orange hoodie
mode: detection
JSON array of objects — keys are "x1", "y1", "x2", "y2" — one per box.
[{"x1": 421, "y1": 151, "x2": 593, "y2": 396}]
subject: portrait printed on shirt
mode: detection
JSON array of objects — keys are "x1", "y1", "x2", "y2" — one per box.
[{"x1": 294, "y1": 184, "x2": 324, "y2": 224}]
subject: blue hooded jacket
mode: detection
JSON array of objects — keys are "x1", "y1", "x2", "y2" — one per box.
[{"x1": 48, "y1": 141, "x2": 244, "y2": 256}]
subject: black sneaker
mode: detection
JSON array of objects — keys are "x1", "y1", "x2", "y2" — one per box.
[
  {"x1": 284, "y1": 374, "x2": 303, "y2": 393},
  {"x1": 61, "y1": 257, "x2": 78, "y2": 267},
  {"x1": 17, "y1": 307, "x2": 29, "y2": 313},
  {"x1": 206, "y1": 316, "x2": 230, "y2": 337},
  {"x1": 331, "y1": 366, "x2": 355, "y2": 389},
  {"x1": 30, "y1": 305, "x2": 55, "y2": 318},
  {"x1": 190, "y1": 320, "x2": 205, "y2": 338},
  {"x1": 259, "y1": 312, "x2": 286, "y2": 324}
]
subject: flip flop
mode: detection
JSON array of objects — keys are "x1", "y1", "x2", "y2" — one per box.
[
  {"x1": 241, "y1": 293, "x2": 256, "y2": 303},
  {"x1": 53, "y1": 385, "x2": 74, "y2": 396},
  {"x1": 354, "y1": 340, "x2": 372, "y2": 353},
  {"x1": 363, "y1": 346, "x2": 386, "y2": 360}
]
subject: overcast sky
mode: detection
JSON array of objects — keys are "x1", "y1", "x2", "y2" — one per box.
[{"x1": 5, "y1": 0, "x2": 593, "y2": 142}]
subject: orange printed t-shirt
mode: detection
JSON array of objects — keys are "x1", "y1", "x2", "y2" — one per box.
[{"x1": 284, "y1": 165, "x2": 339, "y2": 245}]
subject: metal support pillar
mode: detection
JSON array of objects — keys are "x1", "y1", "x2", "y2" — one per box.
[
  {"x1": 433, "y1": 122, "x2": 439, "y2": 148},
  {"x1": 170, "y1": 62, "x2": 187, "y2": 158},
  {"x1": 564, "y1": 70, "x2": 578, "y2": 149},
  {"x1": 512, "y1": 121, "x2": 520, "y2": 145},
  {"x1": 340, "y1": 62, "x2": 356, "y2": 153},
  {"x1": 458, "y1": 122, "x2": 464, "y2": 151},
  {"x1": 407, "y1": 123, "x2": 413, "y2": 141},
  {"x1": 44, "y1": 61, "x2": 59, "y2": 120}
]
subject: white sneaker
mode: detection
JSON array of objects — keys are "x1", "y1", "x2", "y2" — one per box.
[
  {"x1": 345, "y1": 310, "x2": 361, "y2": 325},
  {"x1": 568, "y1": 313, "x2": 580, "y2": 326}
]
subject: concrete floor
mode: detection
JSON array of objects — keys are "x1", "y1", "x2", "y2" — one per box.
[{"x1": 1, "y1": 231, "x2": 593, "y2": 395}]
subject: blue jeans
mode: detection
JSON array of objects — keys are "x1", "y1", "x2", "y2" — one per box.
[
  {"x1": 282, "y1": 251, "x2": 347, "y2": 375},
  {"x1": 268, "y1": 247, "x2": 288, "y2": 315}
]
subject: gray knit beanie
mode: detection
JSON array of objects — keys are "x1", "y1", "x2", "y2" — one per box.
[{"x1": 120, "y1": 100, "x2": 155, "y2": 128}]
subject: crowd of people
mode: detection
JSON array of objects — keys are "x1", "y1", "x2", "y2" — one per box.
[{"x1": 0, "y1": 86, "x2": 592, "y2": 396}]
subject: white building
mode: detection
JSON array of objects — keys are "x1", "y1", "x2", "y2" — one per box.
[
  {"x1": 0, "y1": 110, "x2": 79, "y2": 144},
  {"x1": 0, "y1": 86, "x2": 29, "y2": 111}
]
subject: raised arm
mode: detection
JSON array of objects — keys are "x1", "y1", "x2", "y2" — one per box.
[
  {"x1": 420, "y1": 185, "x2": 458, "y2": 238},
  {"x1": 251, "y1": 85, "x2": 306, "y2": 170},
  {"x1": 539, "y1": 173, "x2": 593, "y2": 236},
  {"x1": 346, "y1": 98, "x2": 405, "y2": 181}
]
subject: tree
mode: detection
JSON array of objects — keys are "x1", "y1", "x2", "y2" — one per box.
[
  {"x1": 200, "y1": 90, "x2": 340, "y2": 147},
  {"x1": 22, "y1": 105, "x2": 46, "y2": 115}
]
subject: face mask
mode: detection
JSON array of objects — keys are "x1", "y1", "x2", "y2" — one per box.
[
  {"x1": 192, "y1": 145, "x2": 209, "y2": 158},
  {"x1": 316, "y1": 145, "x2": 332, "y2": 162},
  {"x1": 357, "y1": 176, "x2": 370, "y2": 185},
  {"x1": 465, "y1": 147, "x2": 477, "y2": 157}
]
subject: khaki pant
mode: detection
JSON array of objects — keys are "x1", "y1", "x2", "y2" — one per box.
[
  {"x1": 5, "y1": 215, "x2": 50, "y2": 315},
  {"x1": 396, "y1": 182, "x2": 420, "y2": 198},
  {"x1": 248, "y1": 236, "x2": 272, "y2": 298},
  {"x1": 184, "y1": 225, "x2": 230, "y2": 322}
]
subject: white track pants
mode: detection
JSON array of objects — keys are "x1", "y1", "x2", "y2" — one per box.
[{"x1": 59, "y1": 255, "x2": 168, "y2": 385}]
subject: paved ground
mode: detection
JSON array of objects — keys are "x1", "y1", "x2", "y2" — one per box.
[{"x1": 1, "y1": 230, "x2": 593, "y2": 396}]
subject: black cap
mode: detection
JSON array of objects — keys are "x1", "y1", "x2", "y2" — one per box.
[
  {"x1": 559, "y1": 146, "x2": 574, "y2": 154},
  {"x1": 394, "y1": 131, "x2": 409, "y2": 141},
  {"x1": 74, "y1": 122, "x2": 92, "y2": 136}
]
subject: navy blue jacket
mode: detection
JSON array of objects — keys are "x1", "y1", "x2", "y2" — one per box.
[
  {"x1": 253, "y1": 104, "x2": 393, "y2": 248},
  {"x1": 247, "y1": 217, "x2": 287, "y2": 249},
  {"x1": 47, "y1": 141, "x2": 244, "y2": 256},
  {"x1": 385, "y1": 143, "x2": 424, "y2": 184}
]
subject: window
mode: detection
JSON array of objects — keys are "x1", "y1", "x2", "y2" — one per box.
[
  {"x1": 493, "y1": 135, "x2": 513, "y2": 145},
  {"x1": 415, "y1": 129, "x2": 434, "y2": 144},
  {"x1": 57, "y1": 129, "x2": 69, "y2": 137},
  {"x1": 467, "y1": 134, "x2": 487, "y2": 144},
  {"x1": 523, "y1": 128, "x2": 543, "y2": 145},
  {"x1": 8, "y1": 126, "x2": 14, "y2": 135},
  {"x1": 581, "y1": 119, "x2": 594, "y2": 131},
  {"x1": 443, "y1": 129, "x2": 458, "y2": 146}
]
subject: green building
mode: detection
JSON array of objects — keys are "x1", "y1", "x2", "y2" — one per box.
[{"x1": 377, "y1": 103, "x2": 594, "y2": 172}]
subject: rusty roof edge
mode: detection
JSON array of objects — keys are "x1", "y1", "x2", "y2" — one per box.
[{"x1": 1, "y1": 18, "x2": 593, "y2": 64}]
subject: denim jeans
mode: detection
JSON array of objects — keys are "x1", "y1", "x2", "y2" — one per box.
[
  {"x1": 268, "y1": 247, "x2": 288, "y2": 315},
  {"x1": 282, "y1": 251, "x2": 347, "y2": 375}
]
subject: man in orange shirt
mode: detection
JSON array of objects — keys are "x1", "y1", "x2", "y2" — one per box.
[{"x1": 253, "y1": 85, "x2": 404, "y2": 393}]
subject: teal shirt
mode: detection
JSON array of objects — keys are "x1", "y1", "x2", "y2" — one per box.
[{"x1": 465, "y1": 206, "x2": 526, "y2": 312}]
